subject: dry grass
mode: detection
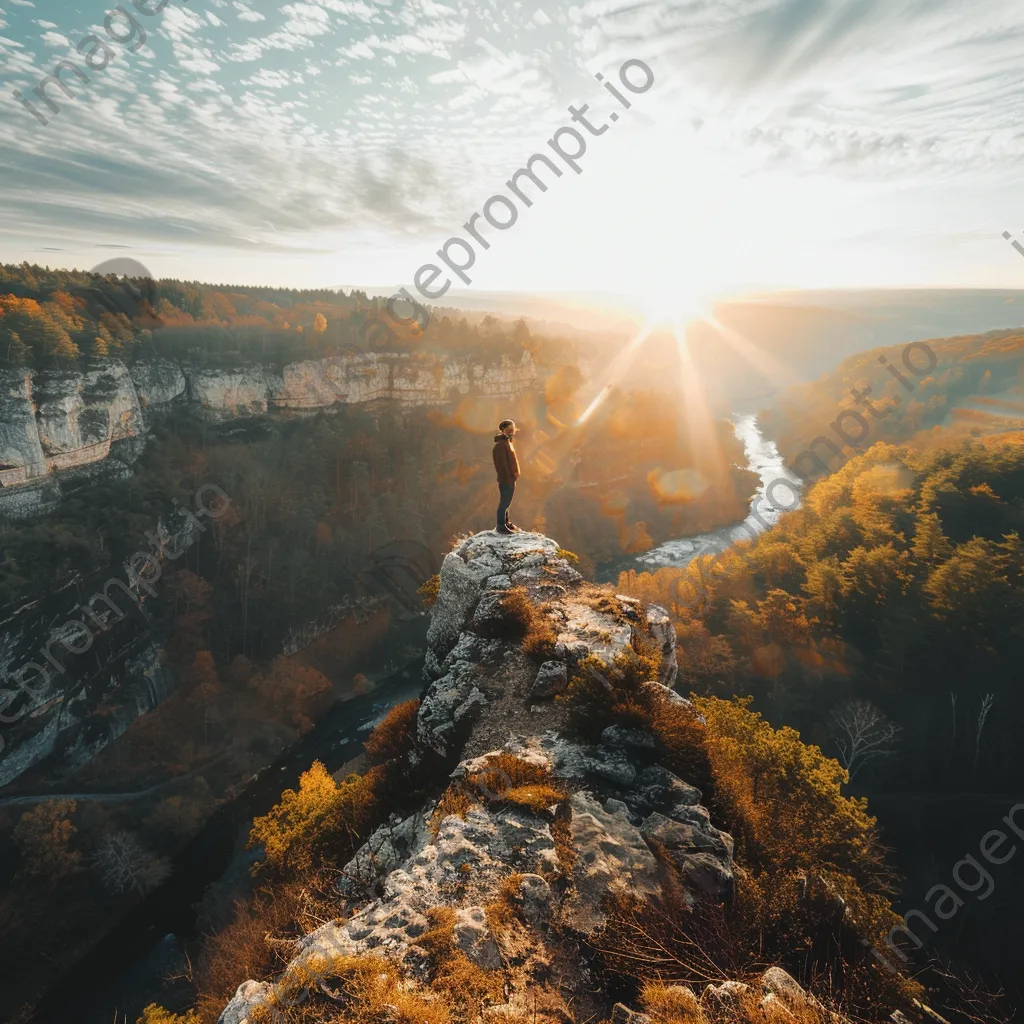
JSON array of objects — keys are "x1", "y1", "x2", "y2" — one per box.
[
  {"x1": 419, "y1": 574, "x2": 441, "y2": 609},
  {"x1": 364, "y1": 699, "x2": 420, "y2": 765},
  {"x1": 630, "y1": 626, "x2": 664, "y2": 679},
  {"x1": 490, "y1": 587, "x2": 535, "y2": 639},
  {"x1": 485, "y1": 872, "x2": 526, "y2": 935},
  {"x1": 253, "y1": 952, "x2": 453, "y2": 1024},
  {"x1": 500, "y1": 783, "x2": 565, "y2": 814},
  {"x1": 194, "y1": 875, "x2": 337, "y2": 1022},
  {"x1": 640, "y1": 982, "x2": 704, "y2": 1024},
  {"x1": 430, "y1": 785, "x2": 475, "y2": 836},
  {"x1": 703, "y1": 987, "x2": 825, "y2": 1024},
  {"x1": 429, "y1": 754, "x2": 565, "y2": 836},
  {"x1": 476, "y1": 751, "x2": 551, "y2": 793},
  {"x1": 481, "y1": 586, "x2": 559, "y2": 660},
  {"x1": 550, "y1": 805, "x2": 576, "y2": 878},
  {"x1": 414, "y1": 907, "x2": 506, "y2": 1017},
  {"x1": 521, "y1": 612, "x2": 559, "y2": 659}
]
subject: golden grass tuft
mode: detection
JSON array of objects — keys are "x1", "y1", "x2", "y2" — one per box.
[
  {"x1": 430, "y1": 785, "x2": 475, "y2": 836},
  {"x1": 252, "y1": 952, "x2": 453, "y2": 1024},
  {"x1": 485, "y1": 872, "x2": 526, "y2": 935},
  {"x1": 419, "y1": 574, "x2": 441, "y2": 609},
  {"x1": 429, "y1": 754, "x2": 564, "y2": 837},
  {"x1": 640, "y1": 982, "x2": 704, "y2": 1024},
  {"x1": 414, "y1": 907, "x2": 505, "y2": 1017},
  {"x1": 500, "y1": 784, "x2": 565, "y2": 814},
  {"x1": 481, "y1": 586, "x2": 559, "y2": 659}
]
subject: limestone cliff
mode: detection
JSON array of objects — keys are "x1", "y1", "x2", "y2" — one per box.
[
  {"x1": 218, "y1": 532, "x2": 826, "y2": 1024},
  {"x1": 0, "y1": 350, "x2": 536, "y2": 517}
]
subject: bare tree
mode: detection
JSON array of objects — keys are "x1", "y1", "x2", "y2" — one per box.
[
  {"x1": 829, "y1": 700, "x2": 901, "y2": 780},
  {"x1": 974, "y1": 693, "x2": 995, "y2": 773},
  {"x1": 93, "y1": 831, "x2": 170, "y2": 894}
]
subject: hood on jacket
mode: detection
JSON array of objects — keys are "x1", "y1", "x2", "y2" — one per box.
[{"x1": 494, "y1": 433, "x2": 512, "y2": 443}]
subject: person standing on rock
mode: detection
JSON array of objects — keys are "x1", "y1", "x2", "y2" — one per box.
[{"x1": 492, "y1": 419, "x2": 521, "y2": 534}]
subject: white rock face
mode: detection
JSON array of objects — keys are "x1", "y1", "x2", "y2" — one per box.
[
  {"x1": 34, "y1": 362, "x2": 144, "y2": 471},
  {"x1": 190, "y1": 366, "x2": 282, "y2": 422},
  {"x1": 0, "y1": 369, "x2": 46, "y2": 488},
  {"x1": 129, "y1": 359, "x2": 187, "y2": 408},
  {"x1": 564, "y1": 791, "x2": 661, "y2": 934},
  {"x1": 0, "y1": 352, "x2": 539, "y2": 516}
]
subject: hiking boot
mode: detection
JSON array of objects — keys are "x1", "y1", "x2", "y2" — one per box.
[
  {"x1": 505, "y1": 522, "x2": 521, "y2": 531},
  {"x1": 496, "y1": 524, "x2": 514, "y2": 535}
]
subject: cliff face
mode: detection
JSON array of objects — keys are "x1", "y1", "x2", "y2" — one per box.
[
  {"x1": 0, "y1": 510, "x2": 198, "y2": 788},
  {"x1": 219, "y1": 532, "x2": 824, "y2": 1024},
  {"x1": 0, "y1": 351, "x2": 536, "y2": 517}
]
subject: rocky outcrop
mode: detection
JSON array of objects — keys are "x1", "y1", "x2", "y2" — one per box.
[
  {"x1": 0, "y1": 351, "x2": 537, "y2": 517},
  {"x1": 220, "y1": 531, "x2": 733, "y2": 1024}
]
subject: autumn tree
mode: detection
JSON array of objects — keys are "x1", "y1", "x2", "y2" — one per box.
[
  {"x1": 249, "y1": 760, "x2": 386, "y2": 873},
  {"x1": 250, "y1": 656, "x2": 332, "y2": 731},
  {"x1": 912, "y1": 511, "x2": 953, "y2": 564},
  {"x1": 136, "y1": 1004, "x2": 201, "y2": 1024},
  {"x1": 13, "y1": 799, "x2": 81, "y2": 879}
]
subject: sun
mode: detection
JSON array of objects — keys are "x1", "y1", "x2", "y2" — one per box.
[{"x1": 635, "y1": 287, "x2": 713, "y2": 333}]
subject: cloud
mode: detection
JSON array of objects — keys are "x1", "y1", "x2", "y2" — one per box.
[
  {"x1": 2, "y1": 0, "x2": 1023, "y2": 293},
  {"x1": 39, "y1": 29, "x2": 69, "y2": 47}
]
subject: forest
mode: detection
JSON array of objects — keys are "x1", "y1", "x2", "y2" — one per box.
[
  {"x1": 616, "y1": 439, "x2": 1024, "y2": 999},
  {"x1": 0, "y1": 261, "x2": 567, "y2": 369}
]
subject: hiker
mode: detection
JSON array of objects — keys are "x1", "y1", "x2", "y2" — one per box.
[{"x1": 492, "y1": 419, "x2": 521, "y2": 534}]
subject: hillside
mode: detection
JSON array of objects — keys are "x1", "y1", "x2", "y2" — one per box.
[
  {"x1": 192, "y1": 531, "x2": 932, "y2": 1024},
  {"x1": 762, "y1": 329, "x2": 1024, "y2": 479}
]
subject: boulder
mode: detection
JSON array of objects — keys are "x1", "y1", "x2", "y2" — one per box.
[
  {"x1": 531, "y1": 660, "x2": 568, "y2": 699},
  {"x1": 646, "y1": 603, "x2": 679, "y2": 690},
  {"x1": 584, "y1": 747, "x2": 637, "y2": 787},
  {"x1": 626, "y1": 764, "x2": 702, "y2": 816},
  {"x1": 640, "y1": 812, "x2": 734, "y2": 902},
  {"x1": 416, "y1": 659, "x2": 488, "y2": 757},
  {"x1": 338, "y1": 810, "x2": 429, "y2": 897},
  {"x1": 611, "y1": 1005, "x2": 652, "y2": 1024},
  {"x1": 564, "y1": 793, "x2": 660, "y2": 934},
  {"x1": 425, "y1": 550, "x2": 497, "y2": 677},
  {"x1": 601, "y1": 724, "x2": 656, "y2": 752},
  {"x1": 472, "y1": 590, "x2": 512, "y2": 633},
  {"x1": 706, "y1": 980, "x2": 753, "y2": 1007},
  {"x1": 761, "y1": 966, "x2": 809, "y2": 1005}
]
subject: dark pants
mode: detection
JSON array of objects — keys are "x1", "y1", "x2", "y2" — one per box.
[{"x1": 497, "y1": 481, "x2": 515, "y2": 529}]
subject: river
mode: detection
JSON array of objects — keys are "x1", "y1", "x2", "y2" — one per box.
[{"x1": 598, "y1": 415, "x2": 802, "y2": 582}]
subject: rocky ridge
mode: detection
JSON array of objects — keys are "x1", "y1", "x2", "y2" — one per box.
[
  {"x1": 0, "y1": 350, "x2": 536, "y2": 517},
  {"x1": 219, "y1": 532, "x2": 822, "y2": 1024}
]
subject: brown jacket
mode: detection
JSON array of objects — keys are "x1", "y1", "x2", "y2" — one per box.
[{"x1": 492, "y1": 433, "x2": 520, "y2": 485}]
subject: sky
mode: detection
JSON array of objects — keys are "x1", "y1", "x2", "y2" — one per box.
[{"x1": 2, "y1": 0, "x2": 1024, "y2": 309}]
